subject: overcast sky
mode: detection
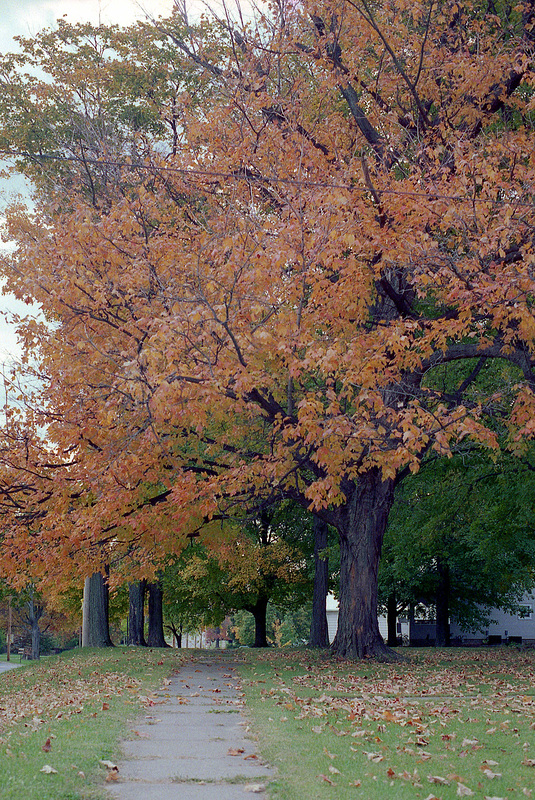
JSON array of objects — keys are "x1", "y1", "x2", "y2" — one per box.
[{"x1": 0, "y1": 0, "x2": 176, "y2": 362}]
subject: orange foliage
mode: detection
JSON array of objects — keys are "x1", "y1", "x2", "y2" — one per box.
[{"x1": 1, "y1": 0, "x2": 535, "y2": 654}]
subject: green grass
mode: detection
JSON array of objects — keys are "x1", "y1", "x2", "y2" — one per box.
[
  {"x1": 3, "y1": 645, "x2": 535, "y2": 800},
  {"x1": 0, "y1": 646, "x2": 187, "y2": 800},
  {"x1": 236, "y1": 647, "x2": 535, "y2": 800}
]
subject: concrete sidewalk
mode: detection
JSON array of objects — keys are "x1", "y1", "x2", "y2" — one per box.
[
  {"x1": 0, "y1": 661, "x2": 23, "y2": 674},
  {"x1": 106, "y1": 655, "x2": 274, "y2": 800}
]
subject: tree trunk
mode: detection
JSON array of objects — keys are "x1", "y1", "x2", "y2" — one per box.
[
  {"x1": 249, "y1": 595, "x2": 269, "y2": 647},
  {"x1": 309, "y1": 514, "x2": 330, "y2": 648},
  {"x1": 81, "y1": 572, "x2": 114, "y2": 647},
  {"x1": 387, "y1": 592, "x2": 398, "y2": 647},
  {"x1": 146, "y1": 580, "x2": 169, "y2": 647},
  {"x1": 27, "y1": 596, "x2": 43, "y2": 660},
  {"x1": 332, "y1": 469, "x2": 397, "y2": 660},
  {"x1": 128, "y1": 580, "x2": 147, "y2": 646},
  {"x1": 435, "y1": 558, "x2": 451, "y2": 647}
]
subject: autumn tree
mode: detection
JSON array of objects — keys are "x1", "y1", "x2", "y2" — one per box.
[
  {"x1": 160, "y1": 506, "x2": 311, "y2": 647},
  {"x1": 1, "y1": 1, "x2": 535, "y2": 660}
]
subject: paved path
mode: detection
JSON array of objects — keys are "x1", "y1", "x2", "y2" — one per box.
[
  {"x1": 0, "y1": 661, "x2": 22, "y2": 674},
  {"x1": 106, "y1": 655, "x2": 274, "y2": 800}
]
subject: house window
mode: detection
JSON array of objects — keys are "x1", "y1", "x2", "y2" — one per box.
[{"x1": 518, "y1": 605, "x2": 533, "y2": 619}]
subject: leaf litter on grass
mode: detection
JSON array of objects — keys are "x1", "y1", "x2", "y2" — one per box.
[
  {"x1": 237, "y1": 647, "x2": 535, "y2": 800},
  {"x1": 0, "y1": 647, "x2": 187, "y2": 800}
]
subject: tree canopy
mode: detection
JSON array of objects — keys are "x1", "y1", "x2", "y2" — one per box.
[{"x1": 1, "y1": 0, "x2": 535, "y2": 658}]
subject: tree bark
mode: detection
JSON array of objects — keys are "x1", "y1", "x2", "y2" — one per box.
[
  {"x1": 435, "y1": 558, "x2": 451, "y2": 647},
  {"x1": 309, "y1": 514, "x2": 330, "y2": 648},
  {"x1": 146, "y1": 580, "x2": 169, "y2": 647},
  {"x1": 248, "y1": 595, "x2": 269, "y2": 647},
  {"x1": 128, "y1": 579, "x2": 147, "y2": 646},
  {"x1": 27, "y1": 596, "x2": 43, "y2": 660},
  {"x1": 331, "y1": 469, "x2": 397, "y2": 660},
  {"x1": 387, "y1": 592, "x2": 398, "y2": 647},
  {"x1": 81, "y1": 572, "x2": 114, "y2": 647}
]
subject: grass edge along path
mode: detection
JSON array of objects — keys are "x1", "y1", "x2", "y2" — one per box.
[
  {"x1": 0, "y1": 646, "x2": 188, "y2": 800},
  {"x1": 236, "y1": 647, "x2": 535, "y2": 800}
]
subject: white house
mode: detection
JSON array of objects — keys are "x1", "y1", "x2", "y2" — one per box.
[
  {"x1": 449, "y1": 593, "x2": 535, "y2": 645},
  {"x1": 326, "y1": 594, "x2": 409, "y2": 644},
  {"x1": 326, "y1": 593, "x2": 535, "y2": 646}
]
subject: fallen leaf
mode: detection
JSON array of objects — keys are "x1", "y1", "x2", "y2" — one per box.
[
  {"x1": 99, "y1": 760, "x2": 118, "y2": 770},
  {"x1": 329, "y1": 765, "x2": 341, "y2": 775},
  {"x1": 522, "y1": 759, "x2": 535, "y2": 767},
  {"x1": 244, "y1": 785, "x2": 266, "y2": 793},
  {"x1": 228, "y1": 748, "x2": 245, "y2": 756},
  {"x1": 482, "y1": 769, "x2": 502, "y2": 779},
  {"x1": 244, "y1": 754, "x2": 258, "y2": 760},
  {"x1": 462, "y1": 739, "x2": 479, "y2": 747},
  {"x1": 102, "y1": 702, "x2": 110, "y2": 711},
  {"x1": 349, "y1": 780, "x2": 362, "y2": 787},
  {"x1": 105, "y1": 769, "x2": 119, "y2": 782},
  {"x1": 364, "y1": 751, "x2": 384, "y2": 763},
  {"x1": 41, "y1": 738, "x2": 51, "y2": 752},
  {"x1": 40, "y1": 765, "x2": 58, "y2": 774},
  {"x1": 318, "y1": 774, "x2": 336, "y2": 785},
  {"x1": 457, "y1": 783, "x2": 475, "y2": 797},
  {"x1": 428, "y1": 775, "x2": 450, "y2": 785}
]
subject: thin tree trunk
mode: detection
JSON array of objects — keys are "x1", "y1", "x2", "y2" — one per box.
[
  {"x1": 27, "y1": 596, "x2": 43, "y2": 660},
  {"x1": 309, "y1": 514, "x2": 330, "y2": 648},
  {"x1": 128, "y1": 580, "x2": 147, "y2": 646},
  {"x1": 332, "y1": 469, "x2": 398, "y2": 660},
  {"x1": 435, "y1": 558, "x2": 451, "y2": 647},
  {"x1": 146, "y1": 580, "x2": 169, "y2": 647},
  {"x1": 387, "y1": 592, "x2": 398, "y2": 647},
  {"x1": 81, "y1": 572, "x2": 114, "y2": 648}
]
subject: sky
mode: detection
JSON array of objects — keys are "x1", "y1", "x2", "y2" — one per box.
[{"x1": 0, "y1": 0, "x2": 176, "y2": 363}]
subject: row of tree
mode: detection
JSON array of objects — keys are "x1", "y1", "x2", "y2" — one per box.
[{"x1": 0, "y1": 0, "x2": 535, "y2": 659}]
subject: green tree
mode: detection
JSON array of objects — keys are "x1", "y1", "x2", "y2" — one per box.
[{"x1": 381, "y1": 448, "x2": 535, "y2": 643}]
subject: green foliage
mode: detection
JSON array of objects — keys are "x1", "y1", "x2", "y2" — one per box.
[
  {"x1": 380, "y1": 446, "x2": 535, "y2": 629},
  {"x1": 230, "y1": 604, "x2": 312, "y2": 647}
]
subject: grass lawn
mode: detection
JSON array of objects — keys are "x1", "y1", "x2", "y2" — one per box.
[
  {"x1": 0, "y1": 646, "x2": 186, "y2": 800},
  {"x1": 236, "y1": 647, "x2": 535, "y2": 800}
]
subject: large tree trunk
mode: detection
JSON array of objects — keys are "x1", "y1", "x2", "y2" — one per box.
[
  {"x1": 146, "y1": 580, "x2": 169, "y2": 647},
  {"x1": 248, "y1": 595, "x2": 269, "y2": 647},
  {"x1": 332, "y1": 469, "x2": 397, "y2": 660},
  {"x1": 435, "y1": 558, "x2": 451, "y2": 647},
  {"x1": 387, "y1": 592, "x2": 398, "y2": 647},
  {"x1": 128, "y1": 580, "x2": 147, "y2": 646},
  {"x1": 309, "y1": 514, "x2": 330, "y2": 648},
  {"x1": 82, "y1": 572, "x2": 114, "y2": 647}
]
